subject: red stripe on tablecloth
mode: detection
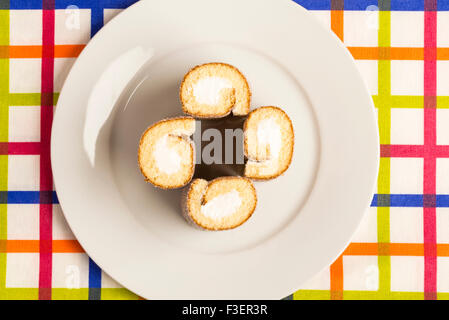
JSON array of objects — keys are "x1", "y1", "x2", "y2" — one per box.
[
  {"x1": 380, "y1": 145, "x2": 449, "y2": 158},
  {"x1": 423, "y1": 5, "x2": 437, "y2": 300},
  {"x1": 39, "y1": 3, "x2": 55, "y2": 300},
  {"x1": 0, "y1": 142, "x2": 41, "y2": 155}
]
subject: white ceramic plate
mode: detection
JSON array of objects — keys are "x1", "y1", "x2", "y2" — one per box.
[{"x1": 51, "y1": 0, "x2": 379, "y2": 299}]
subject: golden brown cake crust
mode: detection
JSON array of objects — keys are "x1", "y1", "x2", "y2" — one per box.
[
  {"x1": 180, "y1": 62, "x2": 252, "y2": 118},
  {"x1": 183, "y1": 176, "x2": 257, "y2": 231},
  {"x1": 138, "y1": 63, "x2": 298, "y2": 231},
  {"x1": 137, "y1": 116, "x2": 195, "y2": 189},
  {"x1": 243, "y1": 106, "x2": 295, "y2": 180}
]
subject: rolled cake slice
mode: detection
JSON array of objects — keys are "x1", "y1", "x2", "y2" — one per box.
[
  {"x1": 180, "y1": 62, "x2": 251, "y2": 118},
  {"x1": 183, "y1": 177, "x2": 257, "y2": 230},
  {"x1": 244, "y1": 106, "x2": 294, "y2": 180},
  {"x1": 138, "y1": 117, "x2": 195, "y2": 189}
]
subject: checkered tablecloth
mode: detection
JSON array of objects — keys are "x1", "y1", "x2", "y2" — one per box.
[{"x1": 1, "y1": 0, "x2": 449, "y2": 300}]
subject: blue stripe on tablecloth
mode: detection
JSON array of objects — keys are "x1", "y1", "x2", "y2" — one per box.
[
  {"x1": 2, "y1": 191, "x2": 59, "y2": 204},
  {"x1": 4, "y1": 192, "x2": 449, "y2": 207},
  {"x1": 371, "y1": 194, "x2": 449, "y2": 207},
  {"x1": 7, "y1": 0, "x2": 449, "y2": 11},
  {"x1": 9, "y1": 0, "x2": 138, "y2": 9},
  {"x1": 88, "y1": 258, "x2": 102, "y2": 300}
]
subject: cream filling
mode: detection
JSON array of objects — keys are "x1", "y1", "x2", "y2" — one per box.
[
  {"x1": 246, "y1": 118, "x2": 282, "y2": 174},
  {"x1": 153, "y1": 135, "x2": 182, "y2": 174},
  {"x1": 193, "y1": 76, "x2": 232, "y2": 105},
  {"x1": 257, "y1": 118, "x2": 282, "y2": 159},
  {"x1": 201, "y1": 189, "x2": 242, "y2": 220}
]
